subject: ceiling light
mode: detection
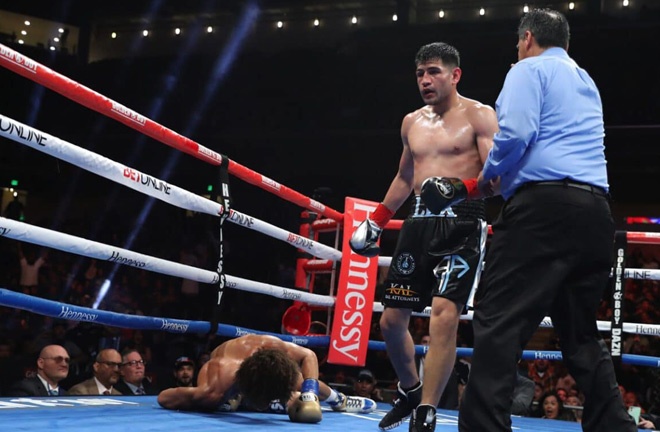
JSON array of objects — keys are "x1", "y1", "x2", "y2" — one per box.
[
  {"x1": 175, "y1": 28, "x2": 181, "y2": 35},
  {"x1": 111, "y1": 32, "x2": 117, "y2": 39},
  {"x1": 439, "y1": 10, "x2": 445, "y2": 18},
  {"x1": 569, "y1": 2, "x2": 575, "y2": 10},
  {"x1": 479, "y1": 7, "x2": 486, "y2": 16},
  {"x1": 392, "y1": 14, "x2": 398, "y2": 21},
  {"x1": 142, "y1": 30, "x2": 149, "y2": 37},
  {"x1": 313, "y1": 18, "x2": 320, "y2": 27},
  {"x1": 24, "y1": 20, "x2": 30, "y2": 26},
  {"x1": 351, "y1": 16, "x2": 357, "y2": 25},
  {"x1": 277, "y1": 21, "x2": 283, "y2": 28}
]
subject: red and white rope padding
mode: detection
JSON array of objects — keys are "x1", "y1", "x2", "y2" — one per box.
[{"x1": 0, "y1": 43, "x2": 343, "y2": 221}]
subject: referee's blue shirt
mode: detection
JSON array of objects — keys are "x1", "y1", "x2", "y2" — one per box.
[{"x1": 482, "y1": 47, "x2": 608, "y2": 200}]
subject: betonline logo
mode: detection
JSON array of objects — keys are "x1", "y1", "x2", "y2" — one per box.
[{"x1": 123, "y1": 168, "x2": 171, "y2": 195}]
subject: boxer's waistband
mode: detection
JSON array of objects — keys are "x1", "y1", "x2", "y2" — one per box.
[{"x1": 409, "y1": 195, "x2": 485, "y2": 219}]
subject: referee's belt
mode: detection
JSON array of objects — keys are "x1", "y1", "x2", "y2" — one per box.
[{"x1": 521, "y1": 180, "x2": 608, "y2": 197}]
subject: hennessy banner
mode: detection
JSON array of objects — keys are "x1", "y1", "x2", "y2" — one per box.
[{"x1": 328, "y1": 197, "x2": 380, "y2": 366}]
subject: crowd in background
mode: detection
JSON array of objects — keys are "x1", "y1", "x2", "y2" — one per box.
[{"x1": 0, "y1": 205, "x2": 659, "y2": 426}]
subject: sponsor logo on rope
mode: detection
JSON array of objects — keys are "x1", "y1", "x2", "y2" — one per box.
[
  {"x1": 0, "y1": 227, "x2": 10, "y2": 236},
  {"x1": 58, "y1": 306, "x2": 98, "y2": 322},
  {"x1": 534, "y1": 352, "x2": 562, "y2": 360},
  {"x1": 0, "y1": 45, "x2": 38, "y2": 73},
  {"x1": 107, "y1": 251, "x2": 146, "y2": 268},
  {"x1": 235, "y1": 328, "x2": 254, "y2": 337},
  {"x1": 159, "y1": 319, "x2": 189, "y2": 333},
  {"x1": 110, "y1": 102, "x2": 147, "y2": 126},
  {"x1": 261, "y1": 176, "x2": 281, "y2": 191},
  {"x1": 198, "y1": 146, "x2": 222, "y2": 163},
  {"x1": 282, "y1": 290, "x2": 302, "y2": 300},
  {"x1": 310, "y1": 200, "x2": 326, "y2": 212},
  {"x1": 229, "y1": 212, "x2": 254, "y2": 227},
  {"x1": 291, "y1": 337, "x2": 308, "y2": 346},
  {"x1": 624, "y1": 269, "x2": 654, "y2": 280},
  {"x1": 287, "y1": 233, "x2": 314, "y2": 250},
  {"x1": 329, "y1": 198, "x2": 379, "y2": 366},
  {"x1": 122, "y1": 168, "x2": 171, "y2": 195},
  {"x1": 0, "y1": 117, "x2": 48, "y2": 146},
  {"x1": 635, "y1": 325, "x2": 660, "y2": 336}
]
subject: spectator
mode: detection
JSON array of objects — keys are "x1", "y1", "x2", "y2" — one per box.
[
  {"x1": 534, "y1": 390, "x2": 577, "y2": 422},
  {"x1": 17, "y1": 243, "x2": 46, "y2": 296},
  {"x1": 7, "y1": 344, "x2": 70, "y2": 396},
  {"x1": 172, "y1": 356, "x2": 195, "y2": 388},
  {"x1": 347, "y1": 369, "x2": 384, "y2": 402},
  {"x1": 68, "y1": 348, "x2": 122, "y2": 395},
  {"x1": 114, "y1": 349, "x2": 157, "y2": 395},
  {"x1": 511, "y1": 372, "x2": 536, "y2": 417},
  {"x1": 527, "y1": 358, "x2": 555, "y2": 394},
  {"x1": 565, "y1": 395, "x2": 583, "y2": 423},
  {"x1": 4, "y1": 195, "x2": 24, "y2": 221}
]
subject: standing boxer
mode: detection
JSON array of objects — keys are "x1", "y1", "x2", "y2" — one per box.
[
  {"x1": 157, "y1": 334, "x2": 375, "y2": 422},
  {"x1": 350, "y1": 42, "x2": 498, "y2": 432}
]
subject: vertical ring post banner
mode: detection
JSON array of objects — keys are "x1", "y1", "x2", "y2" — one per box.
[
  {"x1": 610, "y1": 230, "x2": 627, "y2": 365},
  {"x1": 328, "y1": 197, "x2": 380, "y2": 366},
  {"x1": 209, "y1": 155, "x2": 231, "y2": 336}
]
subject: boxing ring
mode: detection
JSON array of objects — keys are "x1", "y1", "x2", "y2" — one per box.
[{"x1": 1, "y1": 43, "x2": 660, "y2": 431}]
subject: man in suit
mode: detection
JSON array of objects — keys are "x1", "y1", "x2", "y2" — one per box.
[
  {"x1": 68, "y1": 348, "x2": 122, "y2": 395},
  {"x1": 114, "y1": 349, "x2": 157, "y2": 395},
  {"x1": 8, "y1": 344, "x2": 70, "y2": 396}
]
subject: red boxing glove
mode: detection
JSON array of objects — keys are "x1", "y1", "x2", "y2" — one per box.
[{"x1": 371, "y1": 203, "x2": 395, "y2": 229}]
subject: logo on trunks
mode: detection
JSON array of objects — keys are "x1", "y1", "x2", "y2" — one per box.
[
  {"x1": 384, "y1": 283, "x2": 419, "y2": 303},
  {"x1": 395, "y1": 253, "x2": 416, "y2": 275},
  {"x1": 433, "y1": 255, "x2": 470, "y2": 279}
]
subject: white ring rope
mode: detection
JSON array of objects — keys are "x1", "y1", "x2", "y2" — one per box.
[
  {"x1": 0, "y1": 217, "x2": 334, "y2": 307},
  {"x1": 0, "y1": 113, "x2": 341, "y2": 261}
]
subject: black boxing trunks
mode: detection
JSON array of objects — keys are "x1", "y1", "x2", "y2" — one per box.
[{"x1": 381, "y1": 196, "x2": 487, "y2": 312}]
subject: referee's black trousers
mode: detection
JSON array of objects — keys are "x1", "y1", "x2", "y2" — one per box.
[{"x1": 458, "y1": 184, "x2": 637, "y2": 432}]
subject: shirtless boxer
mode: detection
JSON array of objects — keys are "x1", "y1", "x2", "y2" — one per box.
[
  {"x1": 157, "y1": 334, "x2": 376, "y2": 423},
  {"x1": 350, "y1": 42, "x2": 498, "y2": 432}
]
